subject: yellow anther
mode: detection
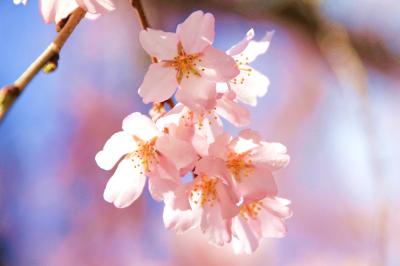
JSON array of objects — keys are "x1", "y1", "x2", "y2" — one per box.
[
  {"x1": 164, "y1": 42, "x2": 202, "y2": 83},
  {"x1": 226, "y1": 151, "x2": 254, "y2": 182}
]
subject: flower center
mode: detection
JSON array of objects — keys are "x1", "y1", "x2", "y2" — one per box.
[
  {"x1": 127, "y1": 137, "x2": 158, "y2": 173},
  {"x1": 164, "y1": 42, "x2": 204, "y2": 83},
  {"x1": 190, "y1": 176, "x2": 218, "y2": 207},
  {"x1": 181, "y1": 109, "x2": 219, "y2": 130},
  {"x1": 226, "y1": 151, "x2": 253, "y2": 182},
  {"x1": 240, "y1": 201, "x2": 263, "y2": 220}
]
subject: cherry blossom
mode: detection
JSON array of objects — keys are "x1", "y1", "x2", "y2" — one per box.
[
  {"x1": 209, "y1": 129, "x2": 289, "y2": 202},
  {"x1": 95, "y1": 112, "x2": 197, "y2": 208},
  {"x1": 218, "y1": 29, "x2": 273, "y2": 106},
  {"x1": 138, "y1": 10, "x2": 239, "y2": 111},
  {"x1": 14, "y1": 0, "x2": 115, "y2": 24},
  {"x1": 163, "y1": 157, "x2": 238, "y2": 246},
  {"x1": 231, "y1": 197, "x2": 292, "y2": 254}
]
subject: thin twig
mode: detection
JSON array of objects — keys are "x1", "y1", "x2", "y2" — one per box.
[{"x1": 0, "y1": 8, "x2": 86, "y2": 121}]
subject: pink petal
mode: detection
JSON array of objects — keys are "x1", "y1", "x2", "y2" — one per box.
[
  {"x1": 103, "y1": 159, "x2": 146, "y2": 208},
  {"x1": 156, "y1": 135, "x2": 197, "y2": 170},
  {"x1": 163, "y1": 204, "x2": 200, "y2": 234},
  {"x1": 176, "y1": 10, "x2": 215, "y2": 54},
  {"x1": 198, "y1": 205, "x2": 232, "y2": 246},
  {"x1": 231, "y1": 216, "x2": 260, "y2": 254},
  {"x1": 155, "y1": 104, "x2": 186, "y2": 130},
  {"x1": 40, "y1": 0, "x2": 78, "y2": 24},
  {"x1": 227, "y1": 28, "x2": 255, "y2": 57},
  {"x1": 138, "y1": 63, "x2": 178, "y2": 104},
  {"x1": 194, "y1": 157, "x2": 228, "y2": 180},
  {"x1": 251, "y1": 142, "x2": 290, "y2": 171},
  {"x1": 198, "y1": 46, "x2": 240, "y2": 82},
  {"x1": 191, "y1": 114, "x2": 223, "y2": 157},
  {"x1": 122, "y1": 112, "x2": 160, "y2": 141},
  {"x1": 208, "y1": 132, "x2": 231, "y2": 160},
  {"x1": 139, "y1": 29, "x2": 178, "y2": 60},
  {"x1": 258, "y1": 197, "x2": 292, "y2": 238},
  {"x1": 230, "y1": 66, "x2": 269, "y2": 106},
  {"x1": 215, "y1": 96, "x2": 250, "y2": 127},
  {"x1": 147, "y1": 175, "x2": 178, "y2": 201},
  {"x1": 176, "y1": 77, "x2": 217, "y2": 112},
  {"x1": 163, "y1": 183, "x2": 192, "y2": 211},
  {"x1": 95, "y1": 131, "x2": 137, "y2": 170},
  {"x1": 148, "y1": 155, "x2": 179, "y2": 182},
  {"x1": 233, "y1": 167, "x2": 277, "y2": 202},
  {"x1": 215, "y1": 182, "x2": 239, "y2": 218}
]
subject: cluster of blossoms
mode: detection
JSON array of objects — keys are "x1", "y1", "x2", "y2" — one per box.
[
  {"x1": 96, "y1": 11, "x2": 292, "y2": 254},
  {"x1": 14, "y1": 0, "x2": 292, "y2": 254}
]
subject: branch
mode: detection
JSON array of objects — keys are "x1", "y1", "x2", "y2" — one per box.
[{"x1": 0, "y1": 7, "x2": 86, "y2": 121}]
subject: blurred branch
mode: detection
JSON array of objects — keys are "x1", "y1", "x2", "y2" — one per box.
[{"x1": 0, "y1": 8, "x2": 86, "y2": 122}]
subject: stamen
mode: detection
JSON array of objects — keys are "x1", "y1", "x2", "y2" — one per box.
[
  {"x1": 163, "y1": 42, "x2": 203, "y2": 83},
  {"x1": 190, "y1": 176, "x2": 218, "y2": 207},
  {"x1": 226, "y1": 151, "x2": 253, "y2": 182},
  {"x1": 240, "y1": 201, "x2": 263, "y2": 220},
  {"x1": 126, "y1": 136, "x2": 158, "y2": 173}
]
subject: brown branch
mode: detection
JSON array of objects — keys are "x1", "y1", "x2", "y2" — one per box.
[{"x1": 0, "y1": 8, "x2": 86, "y2": 121}]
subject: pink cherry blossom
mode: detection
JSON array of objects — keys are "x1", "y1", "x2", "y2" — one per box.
[
  {"x1": 218, "y1": 29, "x2": 273, "y2": 106},
  {"x1": 231, "y1": 197, "x2": 292, "y2": 254},
  {"x1": 209, "y1": 129, "x2": 289, "y2": 202},
  {"x1": 163, "y1": 157, "x2": 239, "y2": 246},
  {"x1": 95, "y1": 112, "x2": 197, "y2": 208},
  {"x1": 15, "y1": 0, "x2": 115, "y2": 24},
  {"x1": 138, "y1": 10, "x2": 239, "y2": 111},
  {"x1": 156, "y1": 103, "x2": 223, "y2": 157}
]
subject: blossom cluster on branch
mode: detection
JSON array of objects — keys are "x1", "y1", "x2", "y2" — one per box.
[
  {"x1": 12, "y1": 0, "x2": 292, "y2": 255},
  {"x1": 96, "y1": 11, "x2": 292, "y2": 254}
]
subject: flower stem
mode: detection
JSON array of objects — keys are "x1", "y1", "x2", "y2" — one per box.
[{"x1": 0, "y1": 7, "x2": 86, "y2": 122}]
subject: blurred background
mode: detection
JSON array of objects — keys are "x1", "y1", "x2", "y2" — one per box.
[{"x1": 1, "y1": 0, "x2": 399, "y2": 265}]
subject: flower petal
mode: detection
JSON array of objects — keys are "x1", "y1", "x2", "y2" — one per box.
[
  {"x1": 139, "y1": 29, "x2": 178, "y2": 60},
  {"x1": 156, "y1": 135, "x2": 197, "y2": 170},
  {"x1": 163, "y1": 204, "x2": 200, "y2": 234},
  {"x1": 198, "y1": 46, "x2": 239, "y2": 82},
  {"x1": 76, "y1": 0, "x2": 115, "y2": 14},
  {"x1": 176, "y1": 10, "x2": 215, "y2": 54},
  {"x1": 138, "y1": 63, "x2": 178, "y2": 104},
  {"x1": 40, "y1": 0, "x2": 78, "y2": 24},
  {"x1": 215, "y1": 96, "x2": 250, "y2": 127},
  {"x1": 194, "y1": 157, "x2": 228, "y2": 180},
  {"x1": 208, "y1": 132, "x2": 231, "y2": 160},
  {"x1": 227, "y1": 28, "x2": 255, "y2": 57},
  {"x1": 95, "y1": 131, "x2": 137, "y2": 171},
  {"x1": 198, "y1": 204, "x2": 232, "y2": 246},
  {"x1": 122, "y1": 112, "x2": 160, "y2": 141},
  {"x1": 103, "y1": 159, "x2": 146, "y2": 208},
  {"x1": 176, "y1": 77, "x2": 217, "y2": 112},
  {"x1": 233, "y1": 167, "x2": 277, "y2": 202},
  {"x1": 232, "y1": 216, "x2": 260, "y2": 254},
  {"x1": 230, "y1": 66, "x2": 269, "y2": 106},
  {"x1": 251, "y1": 142, "x2": 290, "y2": 171},
  {"x1": 236, "y1": 31, "x2": 274, "y2": 63},
  {"x1": 258, "y1": 197, "x2": 292, "y2": 238}
]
